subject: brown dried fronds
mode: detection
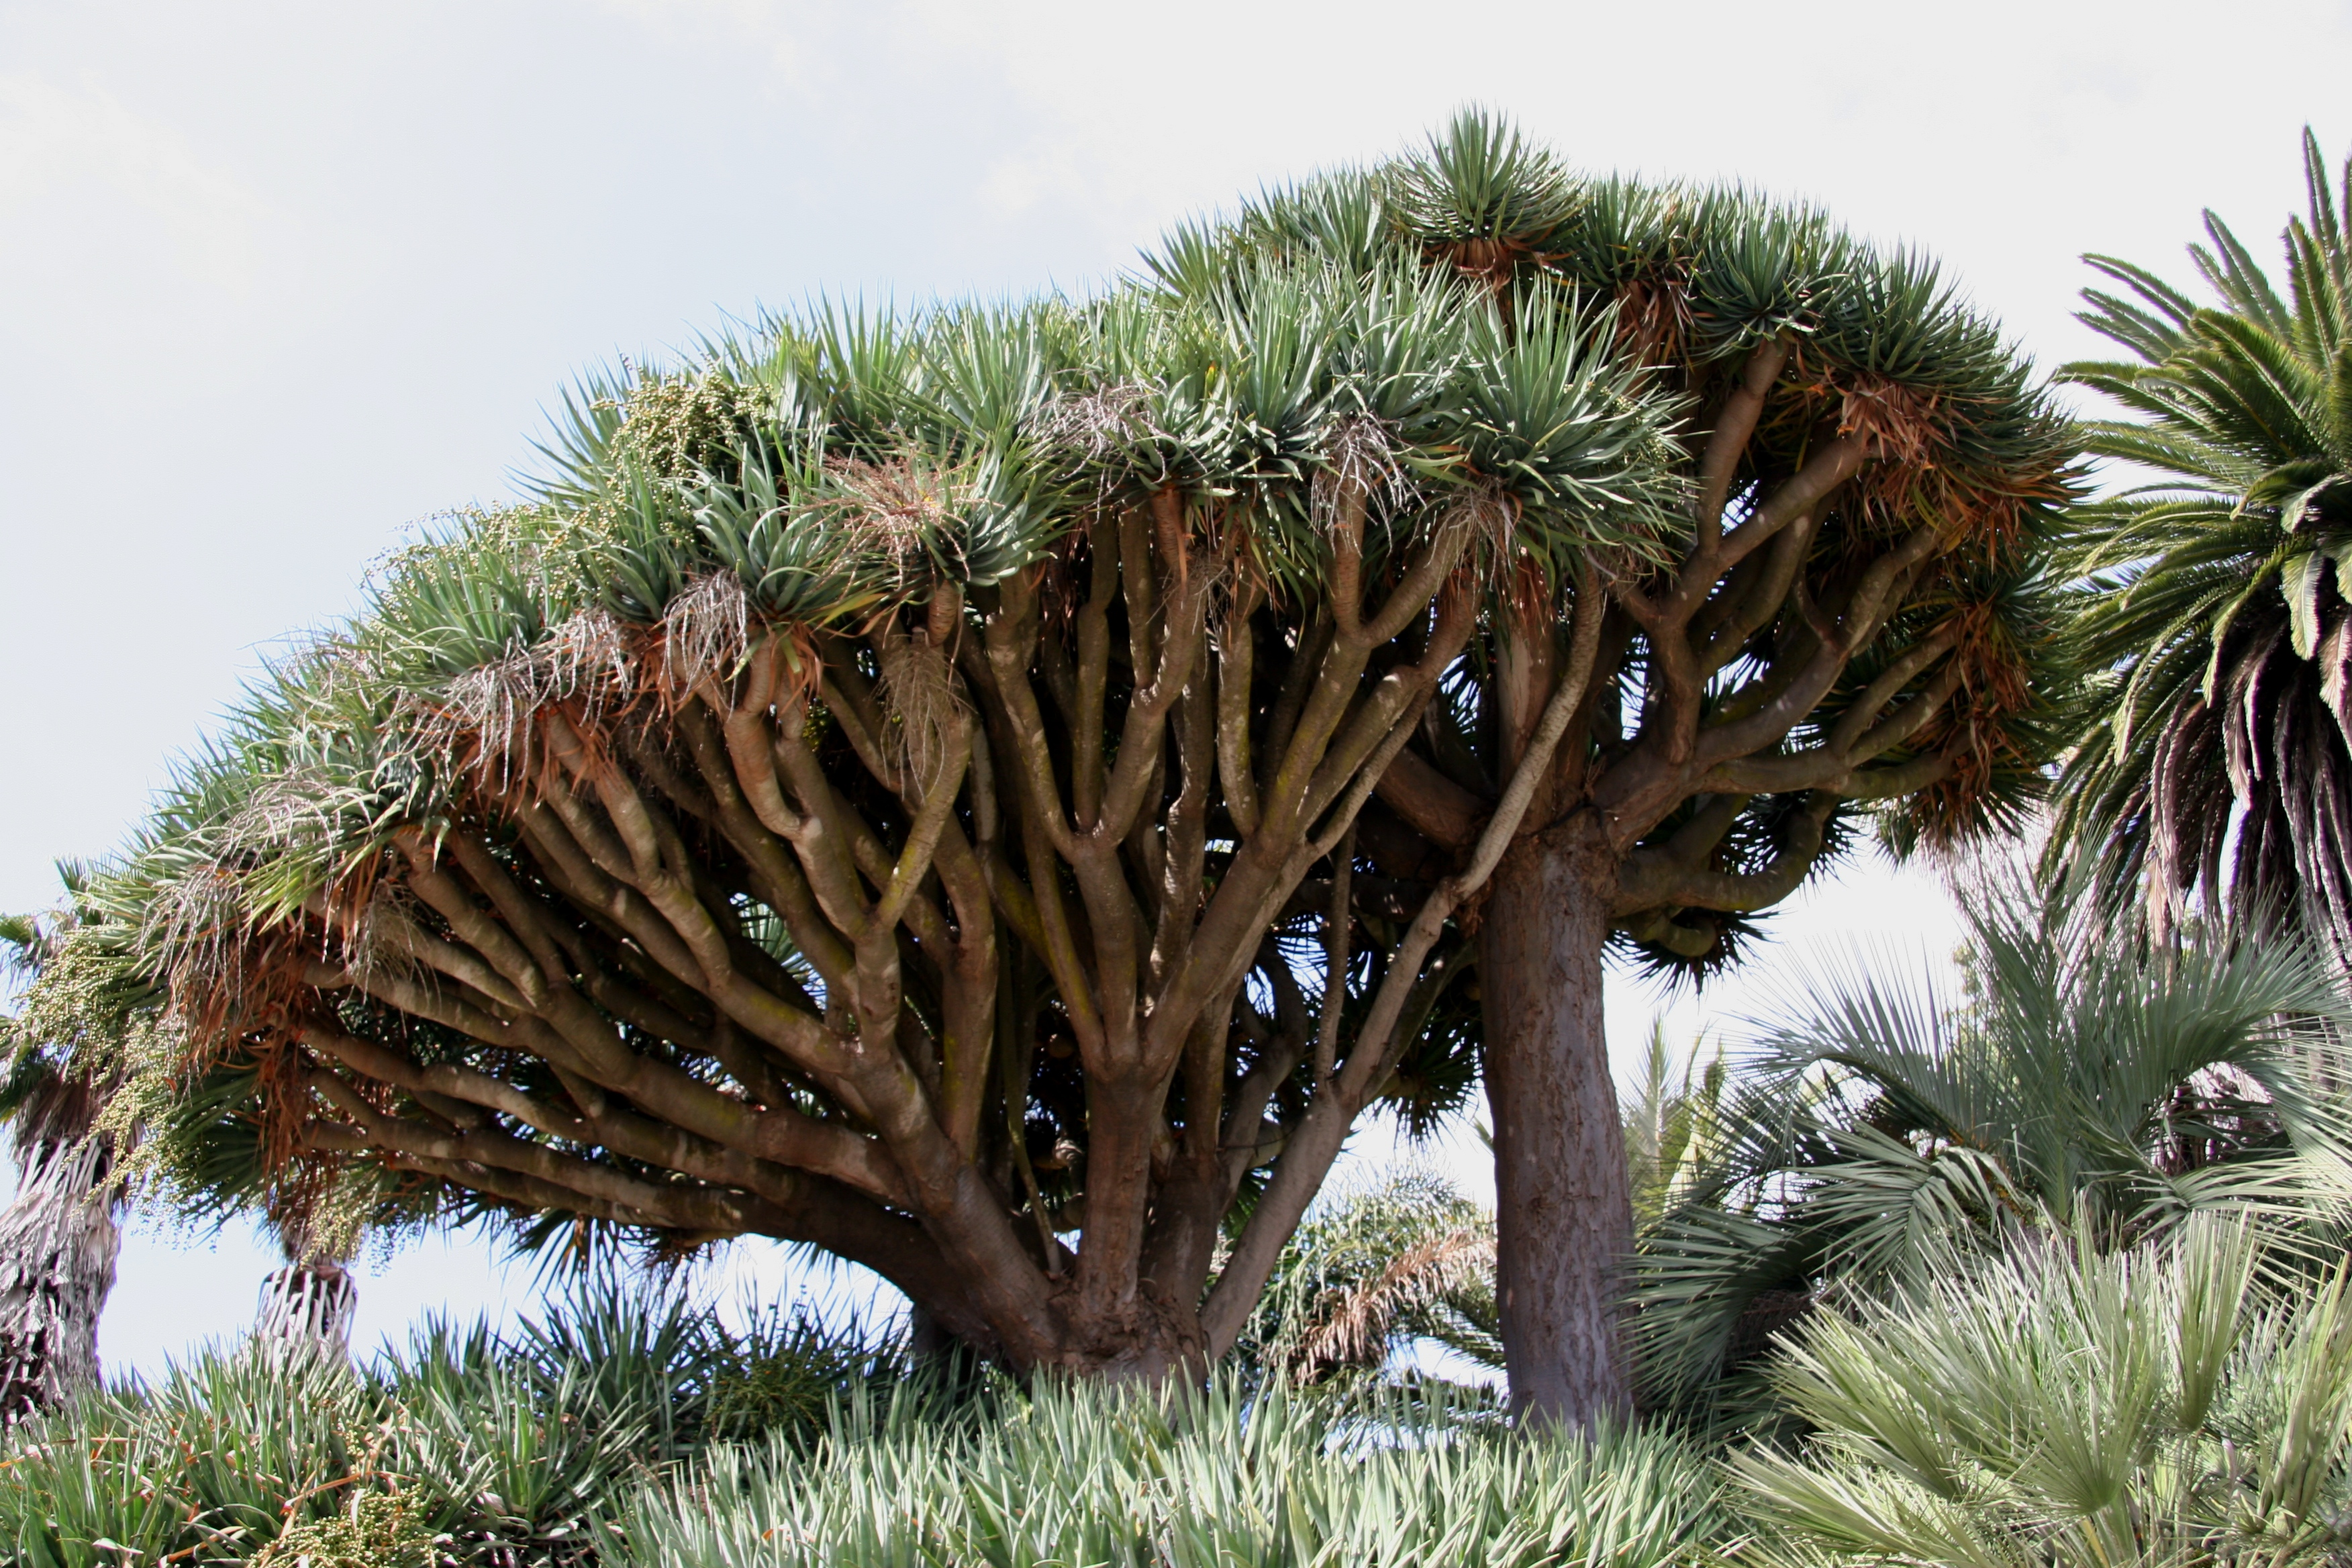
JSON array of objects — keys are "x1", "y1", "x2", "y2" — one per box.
[
  {"x1": 252, "y1": 1041, "x2": 348, "y2": 1254},
  {"x1": 812, "y1": 454, "x2": 954, "y2": 587},
  {"x1": 407, "y1": 607, "x2": 640, "y2": 792},
  {"x1": 1899, "y1": 688, "x2": 2043, "y2": 847},
  {"x1": 1293, "y1": 1222, "x2": 1494, "y2": 1377},
  {"x1": 1941, "y1": 600, "x2": 2036, "y2": 720},
  {"x1": 1837, "y1": 374, "x2": 1945, "y2": 473},
  {"x1": 874, "y1": 621, "x2": 972, "y2": 798},
  {"x1": 326, "y1": 879, "x2": 432, "y2": 998},
  {"x1": 660, "y1": 570, "x2": 754, "y2": 696},
  {"x1": 1433, "y1": 479, "x2": 1523, "y2": 587},
  {"x1": 204, "y1": 958, "x2": 315, "y2": 1070},
  {"x1": 1614, "y1": 273, "x2": 1696, "y2": 369},
  {"x1": 141, "y1": 873, "x2": 256, "y2": 1026},
  {"x1": 1312, "y1": 414, "x2": 1415, "y2": 535},
  {"x1": 1430, "y1": 234, "x2": 1549, "y2": 295}
]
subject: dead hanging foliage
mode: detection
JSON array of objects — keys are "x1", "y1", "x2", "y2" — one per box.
[
  {"x1": 324, "y1": 879, "x2": 432, "y2": 999},
  {"x1": 1036, "y1": 383, "x2": 1158, "y2": 466},
  {"x1": 811, "y1": 454, "x2": 959, "y2": 589},
  {"x1": 152, "y1": 918, "x2": 314, "y2": 1089},
  {"x1": 2143, "y1": 699, "x2": 2235, "y2": 940},
  {"x1": 1312, "y1": 414, "x2": 1416, "y2": 538},
  {"x1": 250, "y1": 1036, "x2": 360, "y2": 1259},
  {"x1": 1824, "y1": 371, "x2": 2069, "y2": 559},
  {"x1": 658, "y1": 570, "x2": 754, "y2": 696},
  {"x1": 1836, "y1": 375, "x2": 1944, "y2": 473},
  {"x1": 140, "y1": 873, "x2": 266, "y2": 1039},
  {"x1": 1434, "y1": 481, "x2": 1524, "y2": 588},
  {"x1": 1290, "y1": 1220, "x2": 1495, "y2": 1379},
  {"x1": 1942, "y1": 599, "x2": 2036, "y2": 720},
  {"x1": 405, "y1": 607, "x2": 639, "y2": 793},
  {"x1": 874, "y1": 622, "x2": 971, "y2": 799}
]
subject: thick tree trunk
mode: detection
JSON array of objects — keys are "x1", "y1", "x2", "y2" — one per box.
[
  {"x1": 1479, "y1": 821, "x2": 1633, "y2": 1428},
  {"x1": 0, "y1": 1139, "x2": 120, "y2": 1424}
]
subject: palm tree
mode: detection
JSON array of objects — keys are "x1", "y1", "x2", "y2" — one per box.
[
  {"x1": 1634, "y1": 873, "x2": 2352, "y2": 1422},
  {"x1": 2053, "y1": 130, "x2": 2352, "y2": 965},
  {"x1": 1232, "y1": 1170, "x2": 1501, "y2": 1388}
]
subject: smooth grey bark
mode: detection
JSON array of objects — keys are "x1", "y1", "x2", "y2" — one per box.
[{"x1": 1479, "y1": 818, "x2": 1632, "y2": 1428}]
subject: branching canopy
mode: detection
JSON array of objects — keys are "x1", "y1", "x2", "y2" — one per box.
[{"x1": 24, "y1": 113, "x2": 2073, "y2": 1373}]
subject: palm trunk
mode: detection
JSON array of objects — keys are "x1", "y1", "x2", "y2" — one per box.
[
  {"x1": 1479, "y1": 823, "x2": 1633, "y2": 1427},
  {"x1": 0, "y1": 1138, "x2": 120, "y2": 1424}
]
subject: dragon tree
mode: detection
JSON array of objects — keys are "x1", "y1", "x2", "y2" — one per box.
[{"x1": 31, "y1": 114, "x2": 2071, "y2": 1420}]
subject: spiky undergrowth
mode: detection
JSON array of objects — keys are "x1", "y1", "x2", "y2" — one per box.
[
  {"x1": 616, "y1": 1377, "x2": 1724, "y2": 1568},
  {"x1": 1734, "y1": 1219, "x2": 2352, "y2": 1568},
  {"x1": 0, "y1": 1279, "x2": 906, "y2": 1568}
]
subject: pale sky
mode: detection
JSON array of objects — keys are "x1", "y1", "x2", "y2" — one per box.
[{"x1": 4, "y1": 0, "x2": 2347, "y2": 1377}]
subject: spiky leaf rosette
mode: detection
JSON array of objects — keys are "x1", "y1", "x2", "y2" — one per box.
[
  {"x1": 2053, "y1": 130, "x2": 2352, "y2": 967},
  {"x1": 60, "y1": 113, "x2": 2069, "y2": 1373},
  {"x1": 1181, "y1": 117, "x2": 2075, "y2": 983}
]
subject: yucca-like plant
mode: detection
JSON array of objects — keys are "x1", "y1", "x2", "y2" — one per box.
[
  {"x1": 0, "y1": 1276, "x2": 905, "y2": 1567},
  {"x1": 618, "y1": 1375, "x2": 1723, "y2": 1568},
  {"x1": 1622, "y1": 1024, "x2": 1729, "y2": 1230},
  {"x1": 1635, "y1": 871, "x2": 2352, "y2": 1423},
  {"x1": 1734, "y1": 1219, "x2": 2352, "y2": 1568},
  {"x1": 2054, "y1": 130, "x2": 2352, "y2": 968},
  {"x1": 26, "y1": 108, "x2": 2073, "y2": 1420}
]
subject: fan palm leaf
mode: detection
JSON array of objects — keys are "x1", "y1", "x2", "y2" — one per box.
[
  {"x1": 1632, "y1": 870, "x2": 2352, "y2": 1423},
  {"x1": 1733, "y1": 1220, "x2": 2352, "y2": 1568}
]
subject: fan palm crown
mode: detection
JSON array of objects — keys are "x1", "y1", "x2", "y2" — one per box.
[{"x1": 1634, "y1": 873, "x2": 2352, "y2": 1420}]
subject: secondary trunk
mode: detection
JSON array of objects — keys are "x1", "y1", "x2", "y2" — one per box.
[
  {"x1": 1479, "y1": 820, "x2": 1633, "y2": 1428},
  {"x1": 0, "y1": 1138, "x2": 120, "y2": 1424}
]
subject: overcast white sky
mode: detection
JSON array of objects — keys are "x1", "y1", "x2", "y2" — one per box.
[{"x1": 5, "y1": 0, "x2": 2348, "y2": 1377}]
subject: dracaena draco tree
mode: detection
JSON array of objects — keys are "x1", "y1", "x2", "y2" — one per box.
[
  {"x1": 2050, "y1": 131, "x2": 2352, "y2": 969},
  {"x1": 1300, "y1": 120, "x2": 2073, "y2": 1422},
  {"x1": 32, "y1": 113, "x2": 2071, "y2": 1418}
]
